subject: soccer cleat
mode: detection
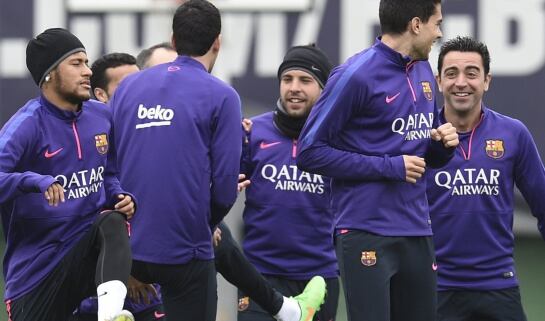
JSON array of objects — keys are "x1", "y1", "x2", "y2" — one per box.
[
  {"x1": 109, "y1": 310, "x2": 135, "y2": 321},
  {"x1": 293, "y1": 276, "x2": 327, "y2": 321}
]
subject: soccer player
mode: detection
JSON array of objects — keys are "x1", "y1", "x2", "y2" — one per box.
[
  {"x1": 239, "y1": 44, "x2": 338, "y2": 321},
  {"x1": 135, "y1": 43, "x2": 177, "y2": 70},
  {"x1": 428, "y1": 36, "x2": 545, "y2": 321},
  {"x1": 91, "y1": 53, "x2": 140, "y2": 103},
  {"x1": 109, "y1": 1, "x2": 242, "y2": 319},
  {"x1": 70, "y1": 52, "x2": 165, "y2": 321},
  {"x1": 133, "y1": 42, "x2": 328, "y2": 321},
  {"x1": 0, "y1": 28, "x2": 135, "y2": 321},
  {"x1": 296, "y1": 1, "x2": 459, "y2": 320}
]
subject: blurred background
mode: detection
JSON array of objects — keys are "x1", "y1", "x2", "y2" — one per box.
[{"x1": 0, "y1": 0, "x2": 544, "y2": 320}]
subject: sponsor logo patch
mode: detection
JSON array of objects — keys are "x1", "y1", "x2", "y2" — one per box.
[
  {"x1": 485, "y1": 139, "x2": 505, "y2": 159},
  {"x1": 421, "y1": 81, "x2": 433, "y2": 101},
  {"x1": 361, "y1": 251, "x2": 377, "y2": 266},
  {"x1": 94, "y1": 133, "x2": 108, "y2": 154}
]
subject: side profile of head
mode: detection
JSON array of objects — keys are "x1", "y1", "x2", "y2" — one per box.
[
  {"x1": 136, "y1": 42, "x2": 177, "y2": 69},
  {"x1": 172, "y1": 0, "x2": 221, "y2": 70},
  {"x1": 379, "y1": 0, "x2": 443, "y2": 60},
  {"x1": 26, "y1": 28, "x2": 92, "y2": 106},
  {"x1": 436, "y1": 36, "x2": 491, "y2": 117},
  {"x1": 277, "y1": 44, "x2": 333, "y2": 119},
  {"x1": 91, "y1": 53, "x2": 139, "y2": 103}
]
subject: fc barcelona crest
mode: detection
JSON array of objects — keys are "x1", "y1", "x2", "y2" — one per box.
[
  {"x1": 485, "y1": 139, "x2": 504, "y2": 159},
  {"x1": 361, "y1": 251, "x2": 377, "y2": 266},
  {"x1": 95, "y1": 133, "x2": 109, "y2": 155},
  {"x1": 421, "y1": 81, "x2": 433, "y2": 101},
  {"x1": 238, "y1": 296, "x2": 250, "y2": 311}
]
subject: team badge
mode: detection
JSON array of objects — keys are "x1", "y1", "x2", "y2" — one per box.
[
  {"x1": 238, "y1": 296, "x2": 250, "y2": 311},
  {"x1": 361, "y1": 251, "x2": 377, "y2": 266},
  {"x1": 421, "y1": 81, "x2": 433, "y2": 101},
  {"x1": 485, "y1": 139, "x2": 504, "y2": 159},
  {"x1": 94, "y1": 133, "x2": 109, "y2": 154}
]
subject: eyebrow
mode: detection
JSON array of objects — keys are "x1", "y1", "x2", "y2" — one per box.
[
  {"x1": 68, "y1": 57, "x2": 88, "y2": 63},
  {"x1": 443, "y1": 65, "x2": 481, "y2": 72}
]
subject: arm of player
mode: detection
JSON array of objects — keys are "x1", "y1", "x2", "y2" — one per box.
[
  {"x1": 209, "y1": 88, "x2": 243, "y2": 227},
  {"x1": 425, "y1": 107, "x2": 458, "y2": 167},
  {"x1": 296, "y1": 69, "x2": 406, "y2": 181},
  {"x1": 513, "y1": 122, "x2": 545, "y2": 241},
  {"x1": 102, "y1": 115, "x2": 137, "y2": 217},
  {"x1": 239, "y1": 118, "x2": 254, "y2": 190},
  {"x1": 0, "y1": 115, "x2": 57, "y2": 203}
]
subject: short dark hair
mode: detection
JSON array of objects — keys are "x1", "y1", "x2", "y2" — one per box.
[
  {"x1": 438, "y1": 36, "x2": 491, "y2": 75},
  {"x1": 136, "y1": 42, "x2": 175, "y2": 69},
  {"x1": 379, "y1": 0, "x2": 441, "y2": 35},
  {"x1": 172, "y1": 0, "x2": 221, "y2": 56},
  {"x1": 90, "y1": 52, "x2": 136, "y2": 91}
]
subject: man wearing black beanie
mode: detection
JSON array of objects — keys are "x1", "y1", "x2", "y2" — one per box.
[
  {"x1": 0, "y1": 27, "x2": 135, "y2": 321},
  {"x1": 237, "y1": 44, "x2": 339, "y2": 321}
]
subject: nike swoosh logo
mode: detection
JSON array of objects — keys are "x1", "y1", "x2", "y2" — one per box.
[
  {"x1": 154, "y1": 311, "x2": 166, "y2": 319},
  {"x1": 44, "y1": 147, "x2": 63, "y2": 158},
  {"x1": 260, "y1": 141, "x2": 281, "y2": 149},
  {"x1": 385, "y1": 92, "x2": 401, "y2": 104}
]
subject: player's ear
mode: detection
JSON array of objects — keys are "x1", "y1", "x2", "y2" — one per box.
[{"x1": 94, "y1": 88, "x2": 109, "y2": 103}]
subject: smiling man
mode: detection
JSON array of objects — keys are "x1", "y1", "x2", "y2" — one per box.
[
  {"x1": 0, "y1": 28, "x2": 135, "y2": 321},
  {"x1": 239, "y1": 44, "x2": 338, "y2": 321},
  {"x1": 428, "y1": 36, "x2": 545, "y2": 321}
]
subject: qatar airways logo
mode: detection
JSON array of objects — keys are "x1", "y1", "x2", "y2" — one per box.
[
  {"x1": 391, "y1": 112, "x2": 434, "y2": 141},
  {"x1": 434, "y1": 168, "x2": 500, "y2": 196},
  {"x1": 136, "y1": 104, "x2": 174, "y2": 129},
  {"x1": 54, "y1": 166, "x2": 104, "y2": 199},
  {"x1": 261, "y1": 164, "x2": 325, "y2": 194}
]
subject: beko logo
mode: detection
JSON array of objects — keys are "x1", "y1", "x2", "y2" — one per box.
[{"x1": 136, "y1": 104, "x2": 174, "y2": 129}]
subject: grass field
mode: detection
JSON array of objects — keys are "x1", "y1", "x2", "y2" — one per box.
[{"x1": 0, "y1": 236, "x2": 543, "y2": 320}]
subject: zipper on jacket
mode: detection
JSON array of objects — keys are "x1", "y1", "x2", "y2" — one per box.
[
  {"x1": 459, "y1": 113, "x2": 484, "y2": 161},
  {"x1": 292, "y1": 139, "x2": 297, "y2": 158},
  {"x1": 72, "y1": 121, "x2": 83, "y2": 160},
  {"x1": 406, "y1": 61, "x2": 417, "y2": 102}
]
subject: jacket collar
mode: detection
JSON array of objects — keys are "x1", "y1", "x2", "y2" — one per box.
[
  {"x1": 40, "y1": 94, "x2": 82, "y2": 121},
  {"x1": 373, "y1": 37, "x2": 413, "y2": 67},
  {"x1": 173, "y1": 55, "x2": 208, "y2": 72}
]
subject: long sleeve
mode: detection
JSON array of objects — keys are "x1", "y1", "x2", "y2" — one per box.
[
  {"x1": 103, "y1": 121, "x2": 136, "y2": 210},
  {"x1": 209, "y1": 90, "x2": 243, "y2": 227},
  {"x1": 0, "y1": 112, "x2": 55, "y2": 203},
  {"x1": 297, "y1": 67, "x2": 406, "y2": 181},
  {"x1": 425, "y1": 105, "x2": 455, "y2": 168},
  {"x1": 514, "y1": 123, "x2": 545, "y2": 241}
]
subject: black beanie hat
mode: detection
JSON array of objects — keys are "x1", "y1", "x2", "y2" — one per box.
[
  {"x1": 277, "y1": 44, "x2": 333, "y2": 88},
  {"x1": 26, "y1": 28, "x2": 86, "y2": 87}
]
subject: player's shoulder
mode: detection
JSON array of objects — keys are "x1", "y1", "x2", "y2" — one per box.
[
  {"x1": 251, "y1": 111, "x2": 274, "y2": 124},
  {"x1": 83, "y1": 99, "x2": 111, "y2": 118},
  {"x1": 5, "y1": 98, "x2": 42, "y2": 127},
  {"x1": 485, "y1": 107, "x2": 526, "y2": 131},
  {"x1": 0, "y1": 98, "x2": 43, "y2": 140},
  {"x1": 206, "y1": 73, "x2": 239, "y2": 98}
]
